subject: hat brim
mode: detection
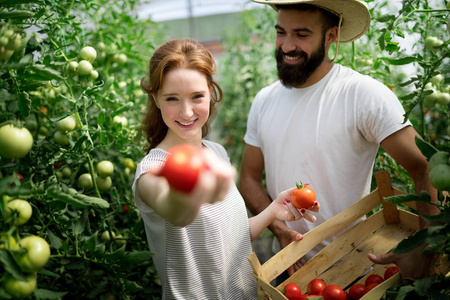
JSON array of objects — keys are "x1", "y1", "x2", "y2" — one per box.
[{"x1": 252, "y1": 0, "x2": 371, "y2": 43}]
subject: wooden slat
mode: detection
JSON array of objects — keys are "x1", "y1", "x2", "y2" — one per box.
[
  {"x1": 375, "y1": 171, "x2": 399, "y2": 224},
  {"x1": 399, "y1": 209, "x2": 421, "y2": 231},
  {"x1": 314, "y1": 223, "x2": 415, "y2": 289},
  {"x1": 282, "y1": 211, "x2": 386, "y2": 291},
  {"x1": 261, "y1": 189, "x2": 382, "y2": 281}
]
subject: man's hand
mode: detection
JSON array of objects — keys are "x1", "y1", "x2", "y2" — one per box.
[
  {"x1": 273, "y1": 225, "x2": 306, "y2": 275},
  {"x1": 368, "y1": 244, "x2": 433, "y2": 280}
]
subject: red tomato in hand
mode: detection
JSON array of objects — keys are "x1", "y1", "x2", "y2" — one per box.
[
  {"x1": 322, "y1": 285, "x2": 346, "y2": 300},
  {"x1": 348, "y1": 283, "x2": 366, "y2": 300},
  {"x1": 159, "y1": 144, "x2": 207, "y2": 193},
  {"x1": 365, "y1": 274, "x2": 383, "y2": 286},
  {"x1": 384, "y1": 266, "x2": 399, "y2": 280},
  {"x1": 284, "y1": 283, "x2": 303, "y2": 300},
  {"x1": 290, "y1": 182, "x2": 316, "y2": 209},
  {"x1": 307, "y1": 278, "x2": 326, "y2": 295}
]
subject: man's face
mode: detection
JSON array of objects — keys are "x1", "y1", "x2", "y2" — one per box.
[{"x1": 275, "y1": 8, "x2": 327, "y2": 88}]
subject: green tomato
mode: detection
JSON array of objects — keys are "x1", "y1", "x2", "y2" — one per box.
[
  {"x1": 80, "y1": 46, "x2": 97, "y2": 62},
  {"x1": 122, "y1": 158, "x2": 135, "y2": 170},
  {"x1": 56, "y1": 115, "x2": 76, "y2": 132},
  {"x1": 0, "y1": 47, "x2": 14, "y2": 61},
  {"x1": 53, "y1": 131, "x2": 70, "y2": 146},
  {"x1": 78, "y1": 60, "x2": 93, "y2": 76},
  {"x1": 61, "y1": 166, "x2": 72, "y2": 178},
  {"x1": 6, "y1": 36, "x2": 21, "y2": 51},
  {"x1": 67, "y1": 61, "x2": 78, "y2": 77},
  {"x1": 0, "y1": 124, "x2": 33, "y2": 159},
  {"x1": 429, "y1": 164, "x2": 450, "y2": 191},
  {"x1": 15, "y1": 236, "x2": 51, "y2": 272},
  {"x1": 78, "y1": 173, "x2": 93, "y2": 189},
  {"x1": 0, "y1": 235, "x2": 16, "y2": 249},
  {"x1": 436, "y1": 92, "x2": 450, "y2": 106},
  {"x1": 90, "y1": 70, "x2": 99, "y2": 80},
  {"x1": 3, "y1": 273, "x2": 37, "y2": 298},
  {"x1": 24, "y1": 118, "x2": 38, "y2": 132},
  {"x1": 114, "y1": 234, "x2": 126, "y2": 246},
  {"x1": 101, "y1": 230, "x2": 116, "y2": 242},
  {"x1": 430, "y1": 74, "x2": 443, "y2": 86},
  {"x1": 96, "y1": 176, "x2": 112, "y2": 191},
  {"x1": 113, "y1": 53, "x2": 128, "y2": 64},
  {"x1": 425, "y1": 36, "x2": 442, "y2": 50},
  {"x1": 428, "y1": 151, "x2": 449, "y2": 171},
  {"x1": 4, "y1": 199, "x2": 32, "y2": 226},
  {"x1": 97, "y1": 160, "x2": 114, "y2": 177},
  {"x1": 113, "y1": 115, "x2": 128, "y2": 127}
]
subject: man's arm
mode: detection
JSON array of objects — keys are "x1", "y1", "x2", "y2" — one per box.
[
  {"x1": 369, "y1": 125, "x2": 440, "y2": 279},
  {"x1": 239, "y1": 145, "x2": 303, "y2": 249}
]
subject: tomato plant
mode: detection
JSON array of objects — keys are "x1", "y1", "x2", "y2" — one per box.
[
  {"x1": 348, "y1": 283, "x2": 366, "y2": 300},
  {"x1": 159, "y1": 144, "x2": 208, "y2": 193},
  {"x1": 283, "y1": 283, "x2": 303, "y2": 300},
  {"x1": 307, "y1": 278, "x2": 326, "y2": 295},
  {"x1": 322, "y1": 284, "x2": 347, "y2": 300},
  {"x1": 290, "y1": 182, "x2": 316, "y2": 209}
]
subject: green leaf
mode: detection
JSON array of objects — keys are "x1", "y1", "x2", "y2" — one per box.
[
  {"x1": 123, "y1": 251, "x2": 154, "y2": 264},
  {"x1": 0, "y1": 249, "x2": 26, "y2": 281},
  {"x1": 124, "y1": 280, "x2": 143, "y2": 293},
  {"x1": 414, "y1": 276, "x2": 434, "y2": 297},
  {"x1": 17, "y1": 91, "x2": 31, "y2": 118},
  {"x1": 27, "y1": 65, "x2": 64, "y2": 81},
  {"x1": 384, "y1": 191, "x2": 431, "y2": 205},
  {"x1": 383, "y1": 56, "x2": 417, "y2": 65},
  {"x1": 103, "y1": 245, "x2": 126, "y2": 261},
  {"x1": 34, "y1": 289, "x2": 68, "y2": 299},
  {"x1": 393, "y1": 229, "x2": 428, "y2": 254},
  {"x1": 415, "y1": 136, "x2": 438, "y2": 160},
  {"x1": 399, "y1": 90, "x2": 418, "y2": 100},
  {"x1": 376, "y1": 14, "x2": 396, "y2": 22},
  {"x1": 394, "y1": 285, "x2": 415, "y2": 300},
  {"x1": 47, "y1": 229, "x2": 63, "y2": 249},
  {"x1": 421, "y1": 211, "x2": 450, "y2": 224},
  {"x1": 0, "y1": 10, "x2": 34, "y2": 19}
]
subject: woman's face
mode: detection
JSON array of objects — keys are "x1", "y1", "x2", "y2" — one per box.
[{"x1": 154, "y1": 68, "x2": 211, "y2": 146}]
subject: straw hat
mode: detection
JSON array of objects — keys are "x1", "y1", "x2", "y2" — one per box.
[{"x1": 252, "y1": 0, "x2": 371, "y2": 43}]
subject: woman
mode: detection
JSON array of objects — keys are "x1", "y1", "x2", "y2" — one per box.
[{"x1": 133, "y1": 38, "x2": 319, "y2": 299}]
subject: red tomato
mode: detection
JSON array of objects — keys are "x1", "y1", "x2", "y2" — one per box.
[
  {"x1": 348, "y1": 283, "x2": 366, "y2": 300},
  {"x1": 322, "y1": 285, "x2": 346, "y2": 300},
  {"x1": 284, "y1": 283, "x2": 302, "y2": 300},
  {"x1": 159, "y1": 144, "x2": 208, "y2": 193},
  {"x1": 290, "y1": 182, "x2": 316, "y2": 209},
  {"x1": 384, "y1": 266, "x2": 399, "y2": 280},
  {"x1": 123, "y1": 205, "x2": 129, "y2": 214},
  {"x1": 365, "y1": 274, "x2": 383, "y2": 286},
  {"x1": 364, "y1": 283, "x2": 379, "y2": 294},
  {"x1": 307, "y1": 278, "x2": 326, "y2": 295}
]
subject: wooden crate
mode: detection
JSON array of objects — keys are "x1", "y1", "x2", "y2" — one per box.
[{"x1": 247, "y1": 170, "x2": 449, "y2": 300}]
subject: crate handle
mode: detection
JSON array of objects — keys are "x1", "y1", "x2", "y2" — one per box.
[{"x1": 375, "y1": 170, "x2": 400, "y2": 224}]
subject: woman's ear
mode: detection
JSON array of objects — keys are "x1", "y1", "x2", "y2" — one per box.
[{"x1": 152, "y1": 93, "x2": 160, "y2": 108}]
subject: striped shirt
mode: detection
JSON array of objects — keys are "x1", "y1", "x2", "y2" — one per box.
[{"x1": 132, "y1": 140, "x2": 257, "y2": 299}]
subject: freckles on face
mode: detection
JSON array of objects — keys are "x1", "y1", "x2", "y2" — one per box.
[{"x1": 155, "y1": 68, "x2": 211, "y2": 142}]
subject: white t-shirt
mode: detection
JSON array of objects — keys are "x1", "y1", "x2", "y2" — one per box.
[
  {"x1": 132, "y1": 140, "x2": 257, "y2": 300},
  {"x1": 244, "y1": 64, "x2": 411, "y2": 259}
]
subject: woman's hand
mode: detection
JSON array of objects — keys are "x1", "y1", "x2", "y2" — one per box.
[{"x1": 270, "y1": 187, "x2": 320, "y2": 223}]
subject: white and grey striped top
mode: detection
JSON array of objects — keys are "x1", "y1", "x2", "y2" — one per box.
[{"x1": 132, "y1": 140, "x2": 257, "y2": 299}]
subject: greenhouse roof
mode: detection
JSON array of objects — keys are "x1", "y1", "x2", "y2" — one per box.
[{"x1": 137, "y1": 0, "x2": 259, "y2": 22}]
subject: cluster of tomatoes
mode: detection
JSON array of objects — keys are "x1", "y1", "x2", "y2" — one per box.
[
  {"x1": 66, "y1": 46, "x2": 99, "y2": 81},
  {"x1": 283, "y1": 266, "x2": 399, "y2": 300},
  {"x1": 0, "y1": 25, "x2": 22, "y2": 61},
  {"x1": 1, "y1": 198, "x2": 51, "y2": 298}
]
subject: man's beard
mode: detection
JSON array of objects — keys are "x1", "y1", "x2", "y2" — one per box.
[{"x1": 275, "y1": 36, "x2": 326, "y2": 88}]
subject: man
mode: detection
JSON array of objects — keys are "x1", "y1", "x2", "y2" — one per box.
[{"x1": 240, "y1": 0, "x2": 440, "y2": 280}]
